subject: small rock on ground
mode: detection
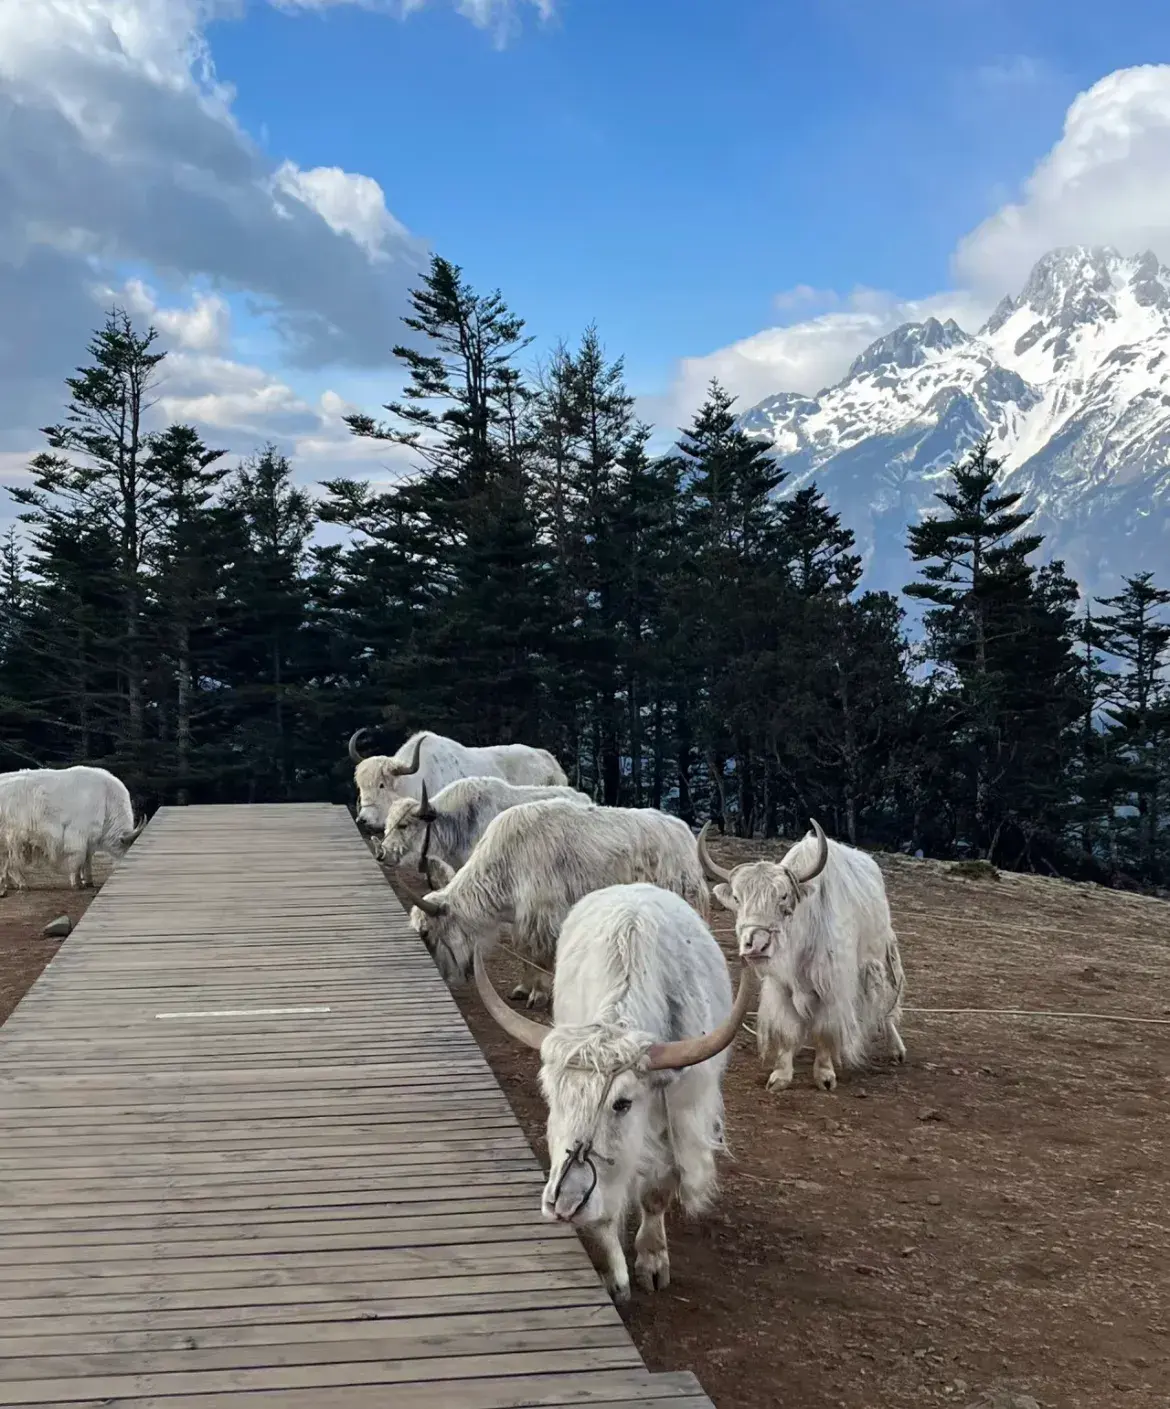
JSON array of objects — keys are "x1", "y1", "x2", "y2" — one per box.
[
  {"x1": 965, "y1": 1393, "x2": 1042, "y2": 1409},
  {"x1": 43, "y1": 915, "x2": 72, "y2": 938}
]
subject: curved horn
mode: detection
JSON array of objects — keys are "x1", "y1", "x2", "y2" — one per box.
[
  {"x1": 398, "y1": 877, "x2": 444, "y2": 919},
  {"x1": 417, "y1": 780, "x2": 436, "y2": 821},
  {"x1": 787, "y1": 818, "x2": 829, "y2": 885},
  {"x1": 396, "y1": 734, "x2": 425, "y2": 776},
  {"x1": 348, "y1": 728, "x2": 374, "y2": 764},
  {"x1": 647, "y1": 966, "x2": 755, "y2": 1072},
  {"x1": 474, "y1": 945, "x2": 549, "y2": 1051},
  {"x1": 124, "y1": 817, "x2": 147, "y2": 844},
  {"x1": 696, "y1": 821, "x2": 734, "y2": 885}
]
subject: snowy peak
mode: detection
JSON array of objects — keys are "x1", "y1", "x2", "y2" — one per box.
[
  {"x1": 739, "y1": 245, "x2": 1170, "y2": 595},
  {"x1": 846, "y1": 316, "x2": 970, "y2": 380}
]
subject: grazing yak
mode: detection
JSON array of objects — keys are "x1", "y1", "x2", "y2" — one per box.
[
  {"x1": 401, "y1": 798, "x2": 708, "y2": 1008},
  {"x1": 378, "y1": 776, "x2": 592, "y2": 873},
  {"x1": 475, "y1": 882, "x2": 752, "y2": 1305},
  {"x1": 698, "y1": 819, "x2": 906, "y2": 1093},
  {"x1": 348, "y1": 729, "x2": 567, "y2": 836},
  {"x1": 0, "y1": 766, "x2": 146, "y2": 894}
]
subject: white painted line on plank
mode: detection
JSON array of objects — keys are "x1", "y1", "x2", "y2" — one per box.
[{"x1": 154, "y1": 1006, "x2": 333, "y2": 1019}]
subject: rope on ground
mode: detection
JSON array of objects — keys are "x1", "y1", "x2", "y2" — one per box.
[{"x1": 901, "y1": 1005, "x2": 1170, "y2": 1027}]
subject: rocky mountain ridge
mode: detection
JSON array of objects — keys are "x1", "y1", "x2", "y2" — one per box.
[{"x1": 741, "y1": 246, "x2": 1170, "y2": 595}]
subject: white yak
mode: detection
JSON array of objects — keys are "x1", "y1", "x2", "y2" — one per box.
[
  {"x1": 348, "y1": 728, "x2": 567, "y2": 835},
  {"x1": 474, "y1": 882, "x2": 752, "y2": 1305},
  {"x1": 0, "y1": 766, "x2": 145, "y2": 893},
  {"x1": 377, "y1": 775, "x2": 591, "y2": 872},
  {"x1": 698, "y1": 819, "x2": 906, "y2": 1093},
  {"x1": 400, "y1": 798, "x2": 708, "y2": 1007}
]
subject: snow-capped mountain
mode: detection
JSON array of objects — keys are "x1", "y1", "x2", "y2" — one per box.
[{"x1": 741, "y1": 247, "x2": 1170, "y2": 596}]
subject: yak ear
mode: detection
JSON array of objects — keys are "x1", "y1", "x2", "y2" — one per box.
[
  {"x1": 712, "y1": 883, "x2": 737, "y2": 913},
  {"x1": 425, "y1": 856, "x2": 456, "y2": 891}
]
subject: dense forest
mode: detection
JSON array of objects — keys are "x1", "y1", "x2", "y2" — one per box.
[{"x1": 1, "y1": 255, "x2": 1168, "y2": 890}]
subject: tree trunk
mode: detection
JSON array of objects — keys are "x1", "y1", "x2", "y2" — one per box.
[
  {"x1": 650, "y1": 692, "x2": 664, "y2": 811},
  {"x1": 175, "y1": 620, "x2": 191, "y2": 807},
  {"x1": 676, "y1": 697, "x2": 695, "y2": 825},
  {"x1": 273, "y1": 635, "x2": 287, "y2": 797}
]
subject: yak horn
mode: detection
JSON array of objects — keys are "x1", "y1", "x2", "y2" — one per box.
[
  {"x1": 647, "y1": 966, "x2": 754, "y2": 1072},
  {"x1": 474, "y1": 946, "x2": 549, "y2": 1051},
  {"x1": 399, "y1": 878, "x2": 444, "y2": 918},
  {"x1": 417, "y1": 780, "x2": 437, "y2": 822},
  {"x1": 696, "y1": 821, "x2": 734, "y2": 885},
  {"x1": 125, "y1": 817, "x2": 147, "y2": 844},
  {"x1": 349, "y1": 728, "x2": 374, "y2": 764},
  {"x1": 396, "y1": 734, "x2": 425, "y2": 776},
  {"x1": 787, "y1": 818, "x2": 829, "y2": 885}
]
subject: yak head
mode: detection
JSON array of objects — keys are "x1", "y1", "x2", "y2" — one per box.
[
  {"x1": 377, "y1": 782, "x2": 438, "y2": 869},
  {"x1": 399, "y1": 857, "x2": 480, "y2": 985},
  {"x1": 697, "y1": 819, "x2": 829, "y2": 963},
  {"x1": 350, "y1": 732, "x2": 425, "y2": 834}
]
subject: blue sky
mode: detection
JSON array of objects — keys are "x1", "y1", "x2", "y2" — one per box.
[
  {"x1": 3, "y1": 0, "x2": 1170, "y2": 488},
  {"x1": 205, "y1": 0, "x2": 1170, "y2": 386}
]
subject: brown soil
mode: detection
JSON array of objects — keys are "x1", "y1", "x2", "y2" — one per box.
[
  {"x1": 5, "y1": 842, "x2": 1168, "y2": 1409},
  {"x1": 446, "y1": 842, "x2": 1170, "y2": 1409},
  {"x1": 0, "y1": 859, "x2": 112, "y2": 1024}
]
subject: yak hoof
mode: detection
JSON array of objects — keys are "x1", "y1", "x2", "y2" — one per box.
[
  {"x1": 635, "y1": 1251, "x2": 670, "y2": 1292},
  {"x1": 765, "y1": 1069, "x2": 793, "y2": 1094}
]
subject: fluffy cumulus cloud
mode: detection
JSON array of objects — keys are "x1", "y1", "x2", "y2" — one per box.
[
  {"x1": 0, "y1": 0, "x2": 556, "y2": 514},
  {"x1": 664, "y1": 64, "x2": 1170, "y2": 422},
  {"x1": 0, "y1": 0, "x2": 451, "y2": 474},
  {"x1": 955, "y1": 65, "x2": 1170, "y2": 295}
]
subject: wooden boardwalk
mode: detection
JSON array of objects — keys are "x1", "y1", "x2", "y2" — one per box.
[{"x1": 0, "y1": 804, "x2": 715, "y2": 1408}]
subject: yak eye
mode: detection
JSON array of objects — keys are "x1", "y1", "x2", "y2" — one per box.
[{"x1": 612, "y1": 1096, "x2": 632, "y2": 1115}]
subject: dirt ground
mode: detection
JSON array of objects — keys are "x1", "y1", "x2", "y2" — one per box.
[
  {"x1": 2, "y1": 843, "x2": 1167, "y2": 1409},
  {"x1": 448, "y1": 841, "x2": 1170, "y2": 1409},
  {"x1": 0, "y1": 858, "x2": 113, "y2": 1025}
]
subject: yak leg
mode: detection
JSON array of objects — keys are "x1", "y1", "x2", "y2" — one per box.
[
  {"x1": 634, "y1": 1174, "x2": 679, "y2": 1293},
  {"x1": 513, "y1": 961, "x2": 550, "y2": 1010},
  {"x1": 511, "y1": 917, "x2": 555, "y2": 1009},
  {"x1": 579, "y1": 1219, "x2": 630, "y2": 1307},
  {"x1": 758, "y1": 977, "x2": 803, "y2": 1094},
  {"x1": 886, "y1": 1018, "x2": 907, "y2": 1064},
  {"x1": 65, "y1": 846, "x2": 88, "y2": 891},
  {"x1": 812, "y1": 1041, "x2": 838, "y2": 1092}
]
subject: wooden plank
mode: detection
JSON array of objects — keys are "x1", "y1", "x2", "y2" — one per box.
[{"x1": 0, "y1": 804, "x2": 717, "y2": 1409}]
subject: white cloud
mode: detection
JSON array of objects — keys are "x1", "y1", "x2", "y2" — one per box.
[
  {"x1": 975, "y1": 55, "x2": 1050, "y2": 90},
  {"x1": 156, "y1": 354, "x2": 319, "y2": 438},
  {"x1": 283, "y1": 0, "x2": 555, "y2": 35},
  {"x1": 955, "y1": 65, "x2": 1170, "y2": 295},
  {"x1": 273, "y1": 162, "x2": 411, "y2": 262},
  {"x1": 0, "y1": 0, "x2": 426, "y2": 465},
  {"x1": 110, "y1": 278, "x2": 232, "y2": 353}
]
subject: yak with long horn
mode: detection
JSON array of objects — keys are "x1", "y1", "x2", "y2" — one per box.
[{"x1": 475, "y1": 883, "x2": 751, "y2": 1307}]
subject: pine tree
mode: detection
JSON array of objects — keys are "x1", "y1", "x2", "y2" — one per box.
[
  {"x1": 1096, "y1": 572, "x2": 1170, "y2": 877},
  {"x1": 11, "y1": 310, "x2": 166, "y2": 785},
  {"x1": 906, "y1": 439, "x2": 1080, "y2": 861},
  {"x1": 777, "y1": 484, "x2": 862, "y2": 598},
  {"x1": 669, "y1": 380, "x2": 788, "y2": 832},
  {"x1": 222, "y1": 448, "x2": 313, "y2": 799},
  {"x1": 145, "y1": 424, "x2": 232, "y2": 802},
  {"x1": 340, "y1": 254, "x2": 558, "y2": 750}
]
